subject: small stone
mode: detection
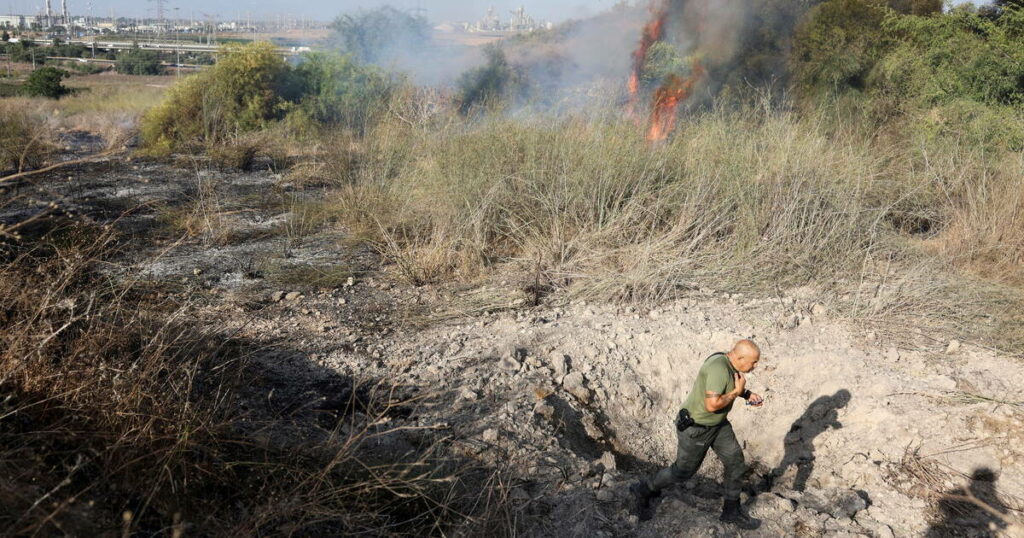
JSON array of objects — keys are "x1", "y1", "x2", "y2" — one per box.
[
  {"x1": 533, "y1": 401, "x2": 555, "y2": 419},
  {"x1": 598, "y1": 451, "x2": 616, "y2": 472},
  {"x1": 271, "y1": 291, "x2": 285, "y2": 302},
  {"x1": 192, "y1": 268, "x2": 203, "y2": 276},
  {"x1": 284, "y1": 291, "x2": 302, "y2": 302},
  {"x1": 344, "y1": 277, "x2": 355, "y2": 287},
  {"x1": 945, "y1": 339, "x2": 961, "y2": 354},
  {"x1": 811, "y1": 303, "x2": 827, "y2": 317},
  {"x1": 482, "y1": 428, "x2": 499, "y2": 443},
  {"x1": 499, "y1": 355, "x2": 522, "y2": 372},
  {"x1": 459, "y1": 388, "x2": 479, "y2": 401},
  {"x1": 550, "y1": 352, "x2": 570, "y2": 377},
  {"x1": 596, "y1": 489, "x2": 615, "y2": 502}
]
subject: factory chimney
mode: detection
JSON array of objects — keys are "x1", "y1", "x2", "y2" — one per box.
[
  {"x1": 61, "y1": 0, "x2": 68, "y2": 26},
  {"x1": 44, "y1": 0, "x2": 52, "y2": 27}
]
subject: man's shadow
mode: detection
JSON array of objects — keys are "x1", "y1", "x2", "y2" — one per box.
[
  {"x1": 766, "y1": 389, "x2": 851, "y2": 492},
  {"x1": 926, "y1": 468, "x2": 1009, "y2": 537}
]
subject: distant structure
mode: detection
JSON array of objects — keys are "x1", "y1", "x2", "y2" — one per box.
[
  {"x1": 62, "y1": 0, "x2": 69, "y2": 26},
  {"x1": 463, "y1": 5, "x2": 551, "y2": 34},
  {"x1": 44, "y1": 0, "x2": 52, "y2": 27}
]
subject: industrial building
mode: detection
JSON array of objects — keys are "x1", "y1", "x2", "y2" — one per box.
[{"x1": 464, "y1": 6, "x2": 552, "y2": 34}]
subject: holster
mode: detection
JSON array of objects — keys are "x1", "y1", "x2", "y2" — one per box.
[{"x1": 675, "y1": 408, "x2": 695, "y2": 432}]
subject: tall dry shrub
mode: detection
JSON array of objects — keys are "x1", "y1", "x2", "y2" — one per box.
[{"x1": 0, "y1": 101, "x2": 52, "y2": 173}]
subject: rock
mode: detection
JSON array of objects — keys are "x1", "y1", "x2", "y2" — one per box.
[
  {"x1": 945, "y1": 339, "x2": 961, "y2": 354},
  {"x1": 499, "y1": 355, "x2": 522, "y2": 372},
  {"x1": 192, "y1": 268, "x2": 203, "y2": 276},
  {"x1": 525, "y1": 356, "x2": 543, "y2": 368},
  {"x1": 563, "y1": 371, "x2": 585, "y2": 390},
  {"x1": 597, "y1": 451, "x2": 616, "y2": 472},
  {"x1": 569, "y1": 386, "x2": 592, "y2": 403},
  {"x1": 563, "y1": 371, "x2": 592, "y2": 403},
  {"x1": 271, "y1": 291, "x2": 285, "y2": 302},
  {"x1": 459, "y1": 388, "x2": 479, "y2": 401},
  {"x1": 284, "y1": 291, "x2": 302, "y2": 302},
  {"x1": 344, "y1": 277, "x2": 355, "y2": 287},
  {"x1": 533, "y1": 401, "x2": 554, "y2": 419},
  {"x1": 482, "y1": 429, "x2": 499, "y2": 443},
  {"x1": 582, "y1": 414, "x2": 603, "y2": 440},
  {"x1": 856, "y1": 517, "x2": 895, "y2": 538},
  {"x1": 550, "y1": 352, "x2": 570, "y2": 377},
  {"x1": 596, "y1": 489, "x2": 615, "y2": 502},
  {"x1": 811, "y1": 303, "x2": 827, "y2": 317},
  {"x1": 787, "y1": 488, "x2": 868, "y2": 519}
]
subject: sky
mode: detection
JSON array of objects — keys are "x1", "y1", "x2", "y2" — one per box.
[{"x1": 4, "y1": 0, "x2": 625, "y2": 23}]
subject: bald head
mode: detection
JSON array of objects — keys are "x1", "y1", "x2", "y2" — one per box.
[{"x1": 727, "y1": 339, "x2": 761, "y2": 373}]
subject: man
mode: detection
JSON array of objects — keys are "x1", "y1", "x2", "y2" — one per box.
[{"x1": 630, "y1": 339, "x2": 764, "y2": 529}]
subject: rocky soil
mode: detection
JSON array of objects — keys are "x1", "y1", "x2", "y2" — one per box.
[{"x1": 4, "y1": 152, "x2": 1023, "y2": 537}]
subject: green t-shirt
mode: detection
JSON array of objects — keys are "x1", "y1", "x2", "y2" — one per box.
[{"x1": 682, "y1": 353, "x2": 737, "y2": 426}]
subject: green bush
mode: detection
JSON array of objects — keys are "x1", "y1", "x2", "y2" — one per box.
[
  {"x1": 289, "y1": 52, "x2": 395, "y2": 133},
  {"x1": 141, "y1": 42, "x2": 292, "y2": 153},
  {"x1": 23, "y1": 66, "x2": 70, "y2": 99},
  {"x1": 142, "y1": 43, "x2": 400, "y2": 155},
  {"x1": 116, "y1": 48, "x2": 165, "y2": 75},
  {"x1": 791, "y1": 0, "x2": 890, "y2": 93}
]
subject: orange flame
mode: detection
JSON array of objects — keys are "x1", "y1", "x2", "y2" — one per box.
[
  {"x1": 626, "y1": 4, "x2": 669, "y2": 117},
  {"x1": 646, "y1": 61, "x2": 705, "y2": 142}
]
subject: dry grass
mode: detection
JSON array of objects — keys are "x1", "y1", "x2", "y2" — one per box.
[
  {"x1": 0, "y1": 226, "x2": 522, "y2": 536},
  {"x1": 317, "y1": 102, "x2": 1024, "y2": 351},
  {"x1": 0, "y1": 100, "x2": 53, "y2": 173}
]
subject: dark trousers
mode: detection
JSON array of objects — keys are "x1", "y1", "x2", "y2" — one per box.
[{"x1": 647, "y1": 421, "x2": 746, "y2": 500}]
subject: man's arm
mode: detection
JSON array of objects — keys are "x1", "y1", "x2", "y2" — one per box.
[{"x1": 704, "y1": 372, "x2": 746, "y2": 412}]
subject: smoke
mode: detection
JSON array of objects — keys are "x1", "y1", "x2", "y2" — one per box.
[{"x1": 327, "y1": 1, "x2": 813, "y2": 112}]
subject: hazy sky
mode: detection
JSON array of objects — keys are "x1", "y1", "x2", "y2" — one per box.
[{"x1": 5, "y1": 0, "x2": 625, "y2": 23}]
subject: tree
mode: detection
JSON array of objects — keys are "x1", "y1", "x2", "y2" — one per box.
[
  {"x1": 1, "y1": 30, "x2": 10, "y2": 42},
  {"x1": 23, "y1": 67, "x2": 70, "y2": 99},
  {"x1": 327, "y1": 7, "x2": 431, "y2": 65},
  {"x1": 116, "y1": 48, "x2": 164, "y2": 75}
]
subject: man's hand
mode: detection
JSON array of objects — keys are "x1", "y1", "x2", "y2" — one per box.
[
  {"x1": 746, "y1": 392, "x2": 764, "y2": 407},
  {"x1": 733, "y1": 372, "x2": 746, "y2": 396}
]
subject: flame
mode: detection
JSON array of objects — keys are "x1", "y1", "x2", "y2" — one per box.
[
  {"x1": 646, "y1": 61, "x2": 705, "y2": 142},
  {"x1": 626, "y1": 3, "x2": 669, "y2": 117}
]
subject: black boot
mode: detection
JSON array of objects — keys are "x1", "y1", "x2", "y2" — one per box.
[
  {"x1": 629, "y1": 481, "x2": 655, "y2": 521},
  {"x1": 720, "y1": 498, "x2": 761, "y2": 530}
]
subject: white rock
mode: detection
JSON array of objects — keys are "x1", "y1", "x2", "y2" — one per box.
[
  {"x1": 482, "y1": 428, "x2": 499, "y2": 443},
  {"x1": 550, "y1": 352, "x2": 569, "y2": 377},
  {"x1": 945, "y1": 339, "x2": 962, "y2": 354}
]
